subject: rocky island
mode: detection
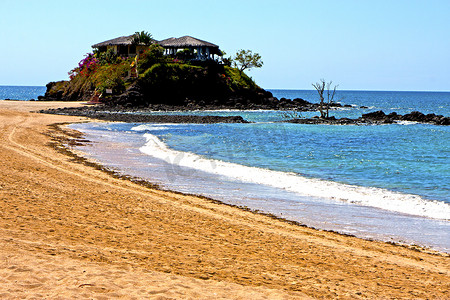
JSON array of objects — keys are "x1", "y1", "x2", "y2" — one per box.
[
  {"x1": 38, "y1": 32, "x2": 448, "y2": 126},
  {"x1": 39, "y1": 33, "x2": 323, "y2": 112}
]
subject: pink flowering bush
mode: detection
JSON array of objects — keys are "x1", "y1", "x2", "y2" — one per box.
[{"x1": 68, "y1": 53, "x2": 99, "y2": 79}]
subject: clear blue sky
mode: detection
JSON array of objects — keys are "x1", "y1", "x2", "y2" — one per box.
[{"x1": 1, "y1": 0, "x2": 449, "y2": 91}]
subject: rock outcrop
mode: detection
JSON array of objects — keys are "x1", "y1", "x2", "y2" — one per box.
[
  {"x1": 287, "y1": 110, "x2": 449, "y2": 126},
  {"x1": 361, "y1": 110, "x2": 450, "y2": 125}
]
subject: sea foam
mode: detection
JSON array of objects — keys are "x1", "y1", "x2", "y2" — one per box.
[{"x1": 139, "y1": 133, "x2": 450, "y2": 221}]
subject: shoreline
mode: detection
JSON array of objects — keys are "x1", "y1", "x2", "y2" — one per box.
[
  {"x1": 53, "y1": 123, "x2": 448, "y2": 254},
  {"x1": 1, "y1": 100, "x2": 449, "y2": 298},
  {"x1": 37, "y1": 102, "x2": 450, "y2": 126},
  {"x1": 69, "y1": 121, "x2": 450, "y2": 252},
  {"x1": 4, "y1": 102, "x2": 450, "y2": 242}
]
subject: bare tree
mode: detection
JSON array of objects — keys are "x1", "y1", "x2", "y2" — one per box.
[{"x1": 312, "y1": 79, "x2": 338, "y2": 118}]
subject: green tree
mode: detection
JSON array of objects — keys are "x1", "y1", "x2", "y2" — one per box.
[
  {"x1": 136, "y1": 44, "x2": 166, "y2": 74},
  {"x1": 312, "y1": 79, "x2": 338, "y2": 119},
  {"x1": 233, "y1": 49, "x2": 263, "y2": 73},
  {"x1": 132, "y1": 31, "x2": 153, "y2": 45}
]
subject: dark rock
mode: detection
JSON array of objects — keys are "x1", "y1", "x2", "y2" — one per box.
[
  {"x1": 38, "y1": 106, "x2": 250, "y2": 123},
  {"x1": 424, "y1": 113, "x2": 437, "y2": 122},
  {"x1": 293, "y1": 98, "x2": 310, "y2": 106},
  {"x1": 436, "y1": 117, "x2": 450, "y2": 125},
  {"x1": 283, "y1": 109, "x2": 448, "y2": 126},
  {"x1": 387, "y1": 112, "x2": 399, "y2": 118},
  {"x1": 38, "y1": 80, "x2": 72, "y2": 101},
  {"x1": 362, "y1": 110, "x2": 386, "y2": 120},
  {"x1": 337, "y1": 118, "x2": 357, "y2": 125},
  {"x1": 402, "y1": 111, "x2": 426, "y2": 122}
]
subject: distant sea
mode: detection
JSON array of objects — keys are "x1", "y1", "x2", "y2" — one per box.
[
  {"x1": 0, "y1": 85, "x2": 46, "y2": 100},
  {"x1": 2, "y1": 86, "x2": 449, "y2": 252}
]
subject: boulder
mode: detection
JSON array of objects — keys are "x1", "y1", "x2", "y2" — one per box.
[
  {"x1": 402, "y1": 111, "x2": 426, "y2": 122},
  {"x1": 362, "y1": 110, "x2": 386, "y2": 120},
  {"x1": 41, "y1": 81, "x2": 68, "y2": 101}
]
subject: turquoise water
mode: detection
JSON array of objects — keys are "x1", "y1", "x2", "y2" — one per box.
[
  {"x1": 3, "y1": 85, "x2": 447, "y2": 251},
  {"x1": 154, "y1": 122, "x2": 449, "y2": 203},
  {"x1": 0, "y1": 85, "x2": 46, "y2": 100}
]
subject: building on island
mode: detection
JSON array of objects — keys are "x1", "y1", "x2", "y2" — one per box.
[
  {"x1": 91, "y1": 35, "x2": 223, "y2": 61},
  {"x1": 91, "y1": 35, "x2": 151, "y2": 57},
  {"x1": 158, "y1": 36, "x2": 223, "y2": 61}
]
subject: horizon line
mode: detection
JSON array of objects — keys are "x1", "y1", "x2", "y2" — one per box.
[
  {"x1": 267, "y1": 88, "x2": 450, "y2": 93},
  {"x1": 1, "y1": 84, "x2": 449, "y2": 93}
]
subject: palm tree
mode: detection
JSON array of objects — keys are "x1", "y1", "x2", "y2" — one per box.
[{"x1": 132, "y1": 31, "x2": 153, "y2": 45}]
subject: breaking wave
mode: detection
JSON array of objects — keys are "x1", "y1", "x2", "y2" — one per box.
[{"x1": 140, "y1": 133, "x2": 450, "y2": 220}]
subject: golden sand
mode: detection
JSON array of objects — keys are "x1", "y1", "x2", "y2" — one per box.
[{"x1": 0, "y1": 100, "x2": 448, "y2": 299}]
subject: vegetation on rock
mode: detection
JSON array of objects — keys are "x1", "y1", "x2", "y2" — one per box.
[{"x1": 42, "y1": 40, "x2": 270, "y2": 107}]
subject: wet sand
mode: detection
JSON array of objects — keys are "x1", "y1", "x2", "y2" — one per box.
[{"x1": 0, "y1": 100, "x2": 449, "y2": 299}]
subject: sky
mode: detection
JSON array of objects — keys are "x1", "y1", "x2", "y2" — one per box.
[{"x1": 0, "y1": 0, "x2": 449, "y2": 91}]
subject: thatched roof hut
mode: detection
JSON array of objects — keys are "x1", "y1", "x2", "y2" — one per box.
[
  {"x1": 92, "y1": 34, "x2": 222, "y2": 60},
  {"x1": 159, "y1": 36, "x2": 223, "y2": 59},
  {"x1": 159, "y1": 36, "x2": 218, "y2": 48},
  {"x1": 92, "y1": 35, "x2": 157, "y2": 56},
  {"x1": 91, "y1": 35, "x2": 135, "y2": 48}
]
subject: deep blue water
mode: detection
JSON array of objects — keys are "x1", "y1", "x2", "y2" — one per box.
[
  {"x1": 272, "y1": 89, "x2": 450, "y2": 116},
  {"x1": 0, "y1": 85, "x2": 46, "y2": 100}
]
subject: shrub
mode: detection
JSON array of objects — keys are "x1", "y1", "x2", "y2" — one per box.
[
  {"x1": 175, "y1": 48, "x2": 195, "y2": 61},
  {"x1": 224, "y1": 66, "x2": 258, "y2": 91},
  {"x1": 137, "y1": 44, "x2": 166, "y2": 74},
  {"x1": 91, "y1": 62, "x2": 131, "y2": 94},
  {"x1": 95, "y1": 48, "x2": 119, "y2": 65}
]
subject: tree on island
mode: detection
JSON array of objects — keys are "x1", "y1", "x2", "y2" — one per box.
[
  {"x1": 132, "y1": 31, "x2": 154, "y2": 45},
  {"x1": 233, "y1": 49, "x2": 263, "y2": 73},
  {"x1": 312, "y1": 79, "x2": 338, "y2": 119}
]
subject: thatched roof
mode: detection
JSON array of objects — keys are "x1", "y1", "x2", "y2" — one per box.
[
  {"x1": 159, "y1": 36, "x2": 219, "y2": 48},
  {"x1": 92, "y1": 35, "x2": 221, "y2": 54},
  {"x1": 92, "y1": 35, "x2": 158, "y2": 48},
  {"x1": 92, "y1": 35, "x2": 135, "y2": 48}
]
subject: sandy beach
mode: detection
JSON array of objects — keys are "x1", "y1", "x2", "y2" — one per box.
[{"x1": 0, "y1": 100, "x2": 449, "y2": 299}]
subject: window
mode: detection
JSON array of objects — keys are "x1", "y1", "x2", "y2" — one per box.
[{"x1": 118, "y1": 45, "x2": 128, "y2": 56}]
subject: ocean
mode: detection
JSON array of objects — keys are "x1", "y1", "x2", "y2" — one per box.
[
  {"x1": 1, "y1": 86, "x2": 449, "y2": 252},
  {"x1": 0, "y1": 85, "x2": 46, "y2": 100}
]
